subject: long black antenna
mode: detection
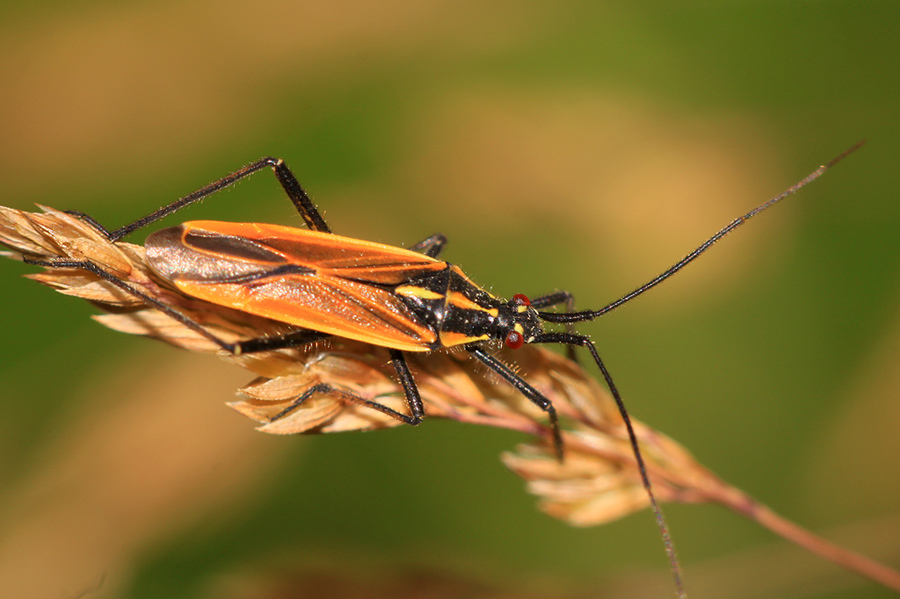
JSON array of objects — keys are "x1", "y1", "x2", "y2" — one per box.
[{"x1": 540, "y1": 141, "x2": 865, "y2": 324}]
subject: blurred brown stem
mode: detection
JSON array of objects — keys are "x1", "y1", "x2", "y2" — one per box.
[{"x1": 687, "y1": 470, "x2": 900, "y2": 593}]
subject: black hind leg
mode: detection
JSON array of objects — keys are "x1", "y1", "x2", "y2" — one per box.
[{"x1": 67, "y1": 158, "x2": 330, "y2": 242}]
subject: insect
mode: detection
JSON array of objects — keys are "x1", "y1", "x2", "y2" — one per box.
[{"x1": 21, "y1": 143, "x2": 862, "y2": 595}]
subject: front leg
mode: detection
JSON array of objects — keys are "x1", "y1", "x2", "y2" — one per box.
[{"x1": 465, "y1": 344, "x2": 563, "y2": 461}]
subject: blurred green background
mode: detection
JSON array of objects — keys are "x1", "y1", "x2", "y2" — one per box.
[{"x1": 1, "y1": 2, "x2": 898, "y2": 598}]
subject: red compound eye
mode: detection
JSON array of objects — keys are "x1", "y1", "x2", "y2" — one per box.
[
  {"x1": 511, "y1": 293, "x2": 530, "y2": 307},
  {"x1": 505, "y1": 330, "x2": 525, "y2": 349}
]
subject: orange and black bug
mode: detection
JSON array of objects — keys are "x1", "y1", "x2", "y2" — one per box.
[{"x1": 22, "y1": 143, "x2": 862, "y2": 594}]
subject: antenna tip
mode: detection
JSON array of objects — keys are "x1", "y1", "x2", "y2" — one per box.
[{"x1": 825, "y1": 140, "x2": 866, "y2": 168}]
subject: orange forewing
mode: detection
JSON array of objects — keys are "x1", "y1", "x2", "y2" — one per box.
[
  {"x1": 147, "y1": 221, "x2": 447, "y2": 351},
  {"x1": 196, "y1": 221, "x2": 445, "y2": 284}
]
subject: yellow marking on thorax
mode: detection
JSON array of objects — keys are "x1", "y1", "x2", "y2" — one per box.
[
  {"x1": 446, "y1": 291, "x2": 499, "y2": 316},
  {"x1": 395, "y1": 285, "x2": 444, "y2": 301},
  {"x1": 439, "y1": 330, "x2": 490, "y2": 348}
]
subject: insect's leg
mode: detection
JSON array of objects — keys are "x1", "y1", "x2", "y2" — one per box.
[
  {"x1": 233, "y1": 330, "x2": 333, "y2": 354},
  {"x1": 532, "y1": 331, "x2": 684, "y2": 595},
  {"x1": 270, "y1": 382, "x2": 426, "y2": 426},
  {"x1": 24, "y1": 256, "x2": 337, "y2": 357},
  {"x1": 271, "y1": 350, "x2": 425, "y2": 426},
  {"x1": 105, "y1": 157, "x2": 329, "y2": 242},
  {"x1": 407, "y1": 234, "x2": 447, "y2": 258},
  {"x1": 387, "y1": 349, "x2": 425, "y2": 424},
  {"x1": 465, "y1": 344, "x2": 564, "y2": 461},
  {"x1": 23, "y1": 256, "x2": 241, "y2": 353},
  {"x1": 530, "y1": 290, "x2": 578, "y2": 361},
  {"x1": 269, "y1": 159, "x2": 331, "y2": 234}
]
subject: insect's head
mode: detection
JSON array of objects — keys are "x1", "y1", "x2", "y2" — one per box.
[{"x1": 499, "y1": 293, "x2": 543, "y2": 349}]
